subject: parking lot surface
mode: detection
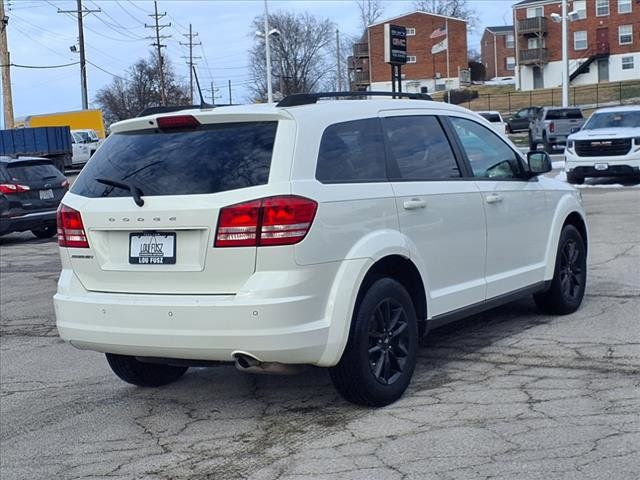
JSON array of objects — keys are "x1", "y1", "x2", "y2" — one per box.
[{"x1": 1, "y1": 180, "x2": 639, "y2": 480}]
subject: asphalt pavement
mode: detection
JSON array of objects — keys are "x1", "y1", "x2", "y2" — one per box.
[{"x1": 1, "y1": 177, "x2": 639, "y2": 480}]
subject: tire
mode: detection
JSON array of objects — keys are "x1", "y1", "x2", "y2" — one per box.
[
  {"x1": 566, "y1": 172, "x2": 585, "y2": 185},
  {"x1": 31, "y1": 224, "x2": 57, "y2": 239},
  {"x1": 105, "y1": 353, "x2": 188, "y2": 387},
  {"x1": 329, "y1": 278, "x2": 419, "y2": 407},
  {"x1": 534, "y1": 225, "x2": 587, "y2": 315}
]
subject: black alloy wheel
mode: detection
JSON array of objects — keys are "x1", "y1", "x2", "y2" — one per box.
[
  {"x1": 367, "y1": 298, "x2": 410, "y2": 385},
  {"x1": 558, "y1": 239, "x2": 583, "y2": 303}
]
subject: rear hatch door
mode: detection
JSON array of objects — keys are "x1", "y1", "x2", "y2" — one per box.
[{"x1": 65, "y1": 117, "x2": 283, "y2": 295}]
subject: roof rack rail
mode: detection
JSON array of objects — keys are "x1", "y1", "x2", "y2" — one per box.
[{"x1": 276, "y1": 91, "x2": 432, "y2": 107}]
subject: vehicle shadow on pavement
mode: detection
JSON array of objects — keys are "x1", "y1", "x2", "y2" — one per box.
[{"x1": 0, "y1": 233, "x2": 57, "y2": 246}]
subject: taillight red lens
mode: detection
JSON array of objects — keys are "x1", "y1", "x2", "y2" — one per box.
[
  {"x1": 57, "y1": 204, "x2": 89, "y2": 248},
  {"x1": 0, "y1": 183, "x2": 30, "y2": 194},
  {"x1": 156, "y1": 115, "x2": 200, "y2": 130},
  {"x1": 549, "y1": 121, "x2": 555, "y2": 133},
  {"x1": 215, "y1": 196, "x2": 317, "y2": 247}
]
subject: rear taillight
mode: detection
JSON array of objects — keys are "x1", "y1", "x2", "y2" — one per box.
[
  {"x1": 215, "y1": 195, "x2": 317, "y2": 247},
  {"x1": 549, "y1": 121, "x2": 555, "y2": 133},
  {"x1": 57, "y1": 204, "x2": 89, "y2": 248},
  {"x1": 0, "y1": 183, "x2": 30, "y2": 194}
]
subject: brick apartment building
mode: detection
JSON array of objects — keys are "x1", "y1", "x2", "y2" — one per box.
[
  {"x1": 513, "y1": 0, "x2": 640, "y2": 90},
  {"x1": 348, "y1": 11, "x2": 468, "y2": 94},
  {"x1": 480, "y1": 26, "x2": 516, "y2": 79}
]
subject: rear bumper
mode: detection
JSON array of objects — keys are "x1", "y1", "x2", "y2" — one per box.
[
  {"x1": 54, "y1": 264, "x2": 340, "y2": 366},
  {"x1": 0, "y1": 209, "x2": 57, "y2": 235}
]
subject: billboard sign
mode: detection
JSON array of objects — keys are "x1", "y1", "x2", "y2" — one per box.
[{"x1": 384, "y1": 24, "x2": 407, "y2": 65}]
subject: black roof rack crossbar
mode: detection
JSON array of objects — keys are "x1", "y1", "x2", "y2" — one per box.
[{"x1": 276, "y1": 91, "x2": 432, "y2": 107}]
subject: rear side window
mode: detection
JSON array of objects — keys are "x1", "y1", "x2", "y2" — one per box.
[
  {"x1": 315, "y1": 118, "x2": 387, "y2": 183},
  {"x1": 71, "y1": 122, "x2": 277, "y2": 198},
  {"x1": 5, "y1": 162, "x2": 63, "y2": 182},
  {"x1": 546, "y1": 109, "x2": 583, "y2": 120},
  {"x1": 479, "y1": 113, "x2": 502, "y2": 123},
  {"x1": 384, "y1": 116, "x2": 460, "y2": 180}
]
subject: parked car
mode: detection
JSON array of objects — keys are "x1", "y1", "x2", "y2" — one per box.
[
  {"x1": 0, "y1": 156, "x2": 68, "y2": 237},
  {"x1": 54, "y1": 95, "x2": 588, "y2": 407},
  {"x1": 477, "y1": 111, "x2": 507, "y2": 135},
  {"x1": 506, "y1": 107, "x2": 541, "y2": 133},
  {"x1": 565, "y1": 106, "x2": 640, "y2": 184},
  {"x1": 529, "y1": 107, "x2": 585, "y2": 153}
]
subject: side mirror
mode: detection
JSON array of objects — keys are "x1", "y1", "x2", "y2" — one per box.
[
  {"x1": 527, "y1": 151, "x2": 552, "y2": 175},
  {"x1": 570, "y1": 126, "x2": 581, "y2": 133}
]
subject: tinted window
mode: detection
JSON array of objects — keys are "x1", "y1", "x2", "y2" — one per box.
[
  {"x1": 479, "y1": 113, "x2": 502, "y2": 123},
  {"x1": 5, "y1": 162, "x2": 64, "y2": 183},
  {"x1": 450, "y1": 117, "x2": 522, "y2": 180},
  {"x1": 584, "y1": 111, "x2": 640, "y2": 129},
  {"x1": 384, "y1": 116, "x2": 460, "y2": 180},
  {"x1": 316, "y1": 118, "x2": 387, "y2": 183},
  {"x1": 72, "y1": 122, "x2": 277, "y2": 198},
  {"x1": 546, "y1": 109, "x2": 583, "y2": 120}
]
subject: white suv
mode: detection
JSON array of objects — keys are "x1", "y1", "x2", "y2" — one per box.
[
  {"x1": 565, "y1": 106, "x2": 640, "y2": 184},
  {"x1": 54, "y1": 95, "x2": 588, "y2": 406}
]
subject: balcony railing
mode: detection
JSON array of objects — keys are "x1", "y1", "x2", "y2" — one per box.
[
  {"x1": 353, "y1": 42, "x2": 369, "y2": 57},
  {"x1": 519, "y1": 47, "x2": 549, "y2": 65},
  {"x1": 518, "y1": 16, "x2": 547, "y2": 35},
  {"x1": 351, "y1": 70, "x2": 370, "y2": 84}
]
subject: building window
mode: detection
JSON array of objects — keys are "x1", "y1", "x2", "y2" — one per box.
[
  {"x1": 505, "y1": 33, "x2": 514, "y2": 48},
  {"x1": 596, "y1": 0, "x2": 609, "y2": 16},
  {"x1": 406, "y1": 27, "x2": 416, "y2": 36},
  {"x1": 506, "y1": 56, "x2": 516, "y2": 70},
  {"x1": 619, "y1": 25, "x2": 633, "y2": 45},
  {"x1": 528, "y1": 37, "x2": 544, "y2": 49},
  {"x1": 621, "y1": 56, "x2": 634, "y2": 70},
  {"x1": 618, "y1": 0, "x2": 632, "y2": 13},
  {"x1": 573, "y1": 0, "x2": 587, "y2": 19},
  {"x1": 407, "y1": 55, "x2": 417, "y2": 63},
  {"x1": 574, "y1": 31, "x2": 587, "y2": 50},
  {"x1": 526, "y1": 6, "x2": 543, "y2": 17}
]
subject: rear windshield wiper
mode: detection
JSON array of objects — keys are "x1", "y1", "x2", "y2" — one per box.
[{"x1": 95, "y1": 178, "x2": 145, "y2": 207}]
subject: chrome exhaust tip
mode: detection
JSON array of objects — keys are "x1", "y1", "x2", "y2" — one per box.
[{"x1": 232, "y1": 352, "x2": 304, "y2": 376}]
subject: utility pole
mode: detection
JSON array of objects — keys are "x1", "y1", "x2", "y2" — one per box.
[
  {"x1": 57, "y1": 0, "x2": 100, "y2": 110},
  {"x1": 180, "y1": 23, "x2": 201, "y2": 103},
  {"x1": 228, "y1": 80, "x2": 232, "y2": 105},
  {"x1": 209, "y1": 81, "x2": 216, "y2": 105},
  {"x1": 145, "y1": 1, "x2": 171, "y2": 105},
  {"x1": 1, "y1": 0, "x2": 14, "y2": 128},
  {"x1": 263, "y1": 0, "x2": 273, "y2": 103},
  {"x1": 561, "y1": 0, "x2": 569, "y2": 107},
  {"x1": 336, "y1": 29, "x2": 342, "y2": 92}
]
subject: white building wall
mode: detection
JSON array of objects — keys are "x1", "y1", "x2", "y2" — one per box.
[
  {"x1": 370, "y1": 77, "x2": 460, "y2": 94},
  {"x1": 517, "y1": 53, "x2": 639, "y2": 91}
]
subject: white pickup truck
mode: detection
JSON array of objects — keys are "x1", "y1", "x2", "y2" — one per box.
[
  {"x1": 71, "y1": 130, "x2": 101, "y2": 166},
  {"x1": 565, "y1": 106, "x2": 640, "y2": 184}
]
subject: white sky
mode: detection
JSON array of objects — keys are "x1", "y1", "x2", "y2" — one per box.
[{"x1": 2, "y1": 0, "x2": 514, "y2": 127}]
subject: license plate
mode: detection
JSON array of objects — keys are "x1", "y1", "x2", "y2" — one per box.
[
  {"x1": 594, "y1": 163, "x2": 609, "y2": 171},
  {"x1": 129, "y1": 232, "x2": 176, "y2": 264},
  {"x1": 39, "y1": 189, "x2": 54, "y2": 200}
]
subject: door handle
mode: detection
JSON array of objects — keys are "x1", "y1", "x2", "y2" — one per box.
[
  {"x1": 403, "y1": 198, "x2": 427, "y2": 210},
  {"x1": 485, "y1": 193, "x2": 503, "y2": 204}
]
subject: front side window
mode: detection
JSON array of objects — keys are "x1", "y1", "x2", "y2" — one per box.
[
  {"x1": 621, "y1": 56, "x2": 635, "y2": 70},
  {"x1": 618, "y1": 0, "x2": 632, "y2": 14},
  {"x1": 573, "y1": 0, "x2": 587, "y2": 18},
  {"x1": 383, "y1": 116, "x2": 461, "y2": 180},
  {"x1": 506, "y1": 56, "x2": 516, "y2": 70},
  {"x1": 505, "y1": 33, "x2": 515, "y2": 48},
  {"x1": 450, "y1": 117, "x2": 522, "y2": 180},
  {"x1": 315, "y1": 118, "x2": 387, "y2": 183},
  {"x1": 574, "y1": 31, "x2": 588, "y2": 50},
  {"x1": 619, "y1": 25, "x2": 633, "y2": 45},
  {"x1": 596, "y1": 0, "x2": 609, "y2": 16}
]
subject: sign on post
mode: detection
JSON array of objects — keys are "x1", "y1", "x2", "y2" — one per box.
[{"x1": 384, "y1": 24, "x2": 407, "y2": 65}]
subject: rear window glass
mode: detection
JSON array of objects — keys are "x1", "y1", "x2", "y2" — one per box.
[
  {"x1": 546, "y1": 109, "x2": 583, "y2": 120},
  {"x1": 71, "y1": 122, "x2": 277, "y2": 198},
  {"x1": 5, "y1": 162, "x2": 63, "y2": 182},
  {"x1": 479, "y1": 113, "x2": 502, "y2": 123},
  {"x1": 316, "y1": 118, "x2": 387, "y2": 183}
]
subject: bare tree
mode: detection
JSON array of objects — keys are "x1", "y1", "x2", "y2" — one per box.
[
  {"x1": 355, "y1": 0, "x2": 385, "y2": 32},
  {"x1": 413, "y1": 0, "x2": 477, "y2": 29},
  {"x1": 249, "y1": 12, "x2": 335, "y2": 102},
  {"x1": 95, "y1": 53, "x2": 190, "y2": 125}
]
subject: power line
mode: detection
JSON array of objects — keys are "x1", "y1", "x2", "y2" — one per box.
[
  {"x1": 145, "y1": 0, "x2": 170, "y2": 105},
  {"x1": 86, "y1": 59, "x2": 125, "y2": 80},
  {"x1": 2, "y1": 61, "x2": 80, "y2": 68}
]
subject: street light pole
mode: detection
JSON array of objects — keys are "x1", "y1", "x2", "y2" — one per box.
[
  {"x1": 561, "y1": 0, "x2": 569, "y2": 107},
  {"x1": 263, "y1": 0, "x2": 273, "y2": 103}
]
